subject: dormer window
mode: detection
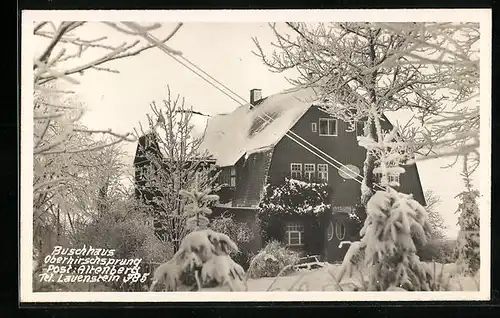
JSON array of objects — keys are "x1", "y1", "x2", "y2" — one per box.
[{"x1": 319, "y1": 118, "x2": 337, "y2": 136}]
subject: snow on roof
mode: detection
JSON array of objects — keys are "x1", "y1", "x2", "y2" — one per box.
[{"x1": 199, "y1": 85, "x2": 321, "y2": 167}]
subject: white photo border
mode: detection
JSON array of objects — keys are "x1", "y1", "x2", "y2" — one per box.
[{"x1": 20, "y1": 8, "x2": 492, "y2": 303}]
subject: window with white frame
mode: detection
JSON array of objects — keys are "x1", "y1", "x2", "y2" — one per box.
[
  {"x1": 311, "y1": 122, "x2": 317, "y2": 132},
  {"x1": 327, "y1": 221, "x2": 334, "y2": 241},
  {"x1": 374, "y1": 172, "x2": 400, "y2": 185},
  {"x1": 335, "y1": 220, "x2": 347, "y2": 240},
  {"x1": 304, "y1": 163, "x2": 315, "y2": 181},
  {"x1": 319, "y1": 118, "x2": 338, "y2": 136},
  {"x1": 285, "y1": 222, "x2": 304, "y2": 246},
  {"x1": 388, "y1": 173, "x2": 400, "y2": 184},
  {"x1": 290, "y1": 163, "x2": 302, "y2": 179},
  {"x1": 317, "y1": 164, "x2": 328, "y2": 182}
]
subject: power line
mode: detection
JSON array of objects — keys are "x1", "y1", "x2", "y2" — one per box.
[
  {"x1": 126, "y1": 22, "x2": 384, "y2": 190},
  {"x1": 129, "y1": 22, "x2": 376, "y2": 188},
  {"x1": 146, "y1": 32, "x2": 379, "y2": 188}
]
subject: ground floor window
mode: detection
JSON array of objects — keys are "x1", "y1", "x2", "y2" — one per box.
[
  {"x1": 327, "y1": 219, "x2": 347, "y2": 241},
  {"x1": 327, "y1": 221, "x2": 334, "y2": 241},
  {"x1": 285, "y1": 222, "x2": 305, "y2": 246},
  {"x1": 335, "y1": 220, "x2": 347, "y2": 240}
]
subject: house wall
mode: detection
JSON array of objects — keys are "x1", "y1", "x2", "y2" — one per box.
[
  {"x1": 268, "y1": 106, "x2": 366, "y2": 207},
  {"x1": 265, "y1": 106, "x2": 427, "y2": 263},
  {"x1": 267, "y1": 106, "x2": 426, "y2": 206}
]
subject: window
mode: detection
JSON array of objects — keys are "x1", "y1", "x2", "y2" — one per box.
[
  {"x1": 311, "y1": 122, "x2": 317, "y2": 132},
  {"x1": 318, "y1": 164, "x2": 328, "y2": 182},
  {"x1": 286, "y1": 222, "x2": 304, "y2": 246},
  {"x1": 230, "y1": 166, "x2": 236, "y2": 187},
  {"x1": 327, "y1": 221, "x2": 334, "y2": 241},
  {"x1": 335, "y1": 220, "x2": 347, "y2": 240},
  {"x1": 388, "y1": 174, "x2": 400, "y2": 184},
  {"x1": 290, "y1": 163, "x2": 302, "y2": 179},
  {"x1": 332, "y1": 206, "x2": 355, "y2": 214},
  {"x1": 374, "y1": 172, "x2": 400, "y2": 186},
  {"x1": 356, "y1": 121, "x2": 365, "y2": 137},
  {"x1": 319, "y1": 118, "x2": 338, "y2": 136},
  {"x1": 219, "y1": 166, "x2": 236, "y2": 187},
  {"x1": 304, "y1": 164, "x2": 315, "y2": 181}
]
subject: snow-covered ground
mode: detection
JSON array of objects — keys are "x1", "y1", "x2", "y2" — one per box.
[{"x1": 202, "y1": 263, "x2": 480, "y2": 292}]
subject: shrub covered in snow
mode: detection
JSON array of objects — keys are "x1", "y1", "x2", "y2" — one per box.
[
  {"x1": 247, "y1": 241, "x2": 300, "y2": 279},
  {"x1": 149, "y1": 228, "x2": 246, "y2": 291},
  {"x1": 210, "y1": 212, "x2": 254, "y2": 244},
  {"x1": 210, "y1": 212, "x2": 255, "y2": 269},
  {"x1": 149, "y1": 186, "x2": 248, "y2": 292}
]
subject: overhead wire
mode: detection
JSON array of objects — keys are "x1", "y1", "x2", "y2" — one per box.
[{"x1": 125, "y1": 22, "x2": 385, "y2": 191}]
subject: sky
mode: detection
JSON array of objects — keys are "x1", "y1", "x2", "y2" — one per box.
[{"x1": 38, "y1": 21, "x2": 482, "y2": 239}]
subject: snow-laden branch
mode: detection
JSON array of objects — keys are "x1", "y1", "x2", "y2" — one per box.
[
  {"x1": 31, "y1": 22, "x2": 183, "y2": 256},
  {"x1": 34, "y1": 21, "x2": 183, "y2": 84},
  {"x1": 254, "y1": 22, "x2": 480, "y2": 178}
]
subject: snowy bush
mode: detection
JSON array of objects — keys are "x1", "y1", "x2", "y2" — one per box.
[
  {"x1": 149, "y1": 228, "x2": 246, "y2": 291},
  {"x1": 210, "y1": 212, "x2": 254, "y2": 244},
  {"x1": 210, "y1": 212, "x2": 255, "y2": 269},
  {"x1": 247, "y1": 241, "x2": 300, "y2": 279},
  {"x1": 337, "y1": 188, "x2": 436, "y2": 291},
  {"x1": 149, "y1": 186, "x2": 247, "y2": 292}
]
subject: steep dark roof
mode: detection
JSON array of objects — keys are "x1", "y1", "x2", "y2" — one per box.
[{"x1": 233, "y1": 149, "x2": 274, "y2": 208}]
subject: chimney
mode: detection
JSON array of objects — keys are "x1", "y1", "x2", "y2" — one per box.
[{"x1": 250, "y1": 88, "x2": 262, "y2": 107}]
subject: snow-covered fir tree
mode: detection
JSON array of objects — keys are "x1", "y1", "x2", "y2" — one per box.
[
  {"x1": 338, "y1": 188, "x2": 433, "y2": 291},
  {"x1": 337, "y1": 107, "x2": 434, "y2": 291},
  {"x1": 180, "y1": 185, "x2": 220, "y2": 231},
  {"x1": 454, "y1": 163, "x2": 480, "y2": 275}
]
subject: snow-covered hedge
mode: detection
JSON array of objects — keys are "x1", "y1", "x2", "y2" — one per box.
[
  {"x1": 259, "y1": 178, "x2": 331, "y2": 215},
  {"x1": 257, "y1": 178, "x2": 332, "y2": 253}
]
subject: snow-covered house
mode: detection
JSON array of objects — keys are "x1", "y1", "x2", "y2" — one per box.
[{"x1": 134, "y1": 85, "x2": 426, "y2": 263}]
